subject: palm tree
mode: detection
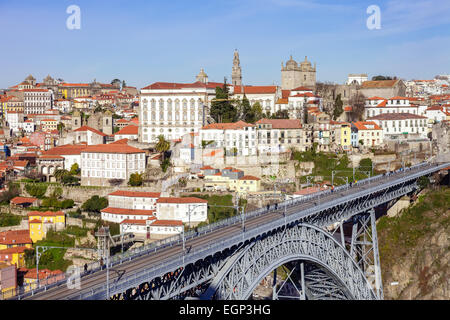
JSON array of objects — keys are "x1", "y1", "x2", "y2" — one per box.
[
  {"x1": 53, "y1": 169, "x2": 69, "y2": 182},
  {"x1": 155, "y1": 135, "x2": 171, "y2": 161}
]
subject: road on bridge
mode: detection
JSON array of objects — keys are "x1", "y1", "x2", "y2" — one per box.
[{"x1": 23, "y1": 163, "x2": 443, "y2": 300}]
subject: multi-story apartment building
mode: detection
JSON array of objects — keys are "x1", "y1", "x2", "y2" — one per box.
[
  {"x1": 199, "y1": 121, "x2": 257, "y2": 156},
  {"x1": 255, "y1": 119, "x2": 304, "y2": 154},
  {"x1": 367, "y1": 113, "x2": 428, "y2": 140},
  {"x1": 80, "y1": 144, "x2": 146, "y2": 186},
  {"x1": 155, "y1": 197, "x2": 208, "y2": 227},
  {"x1": 351, "y1": 121, "x2": 384, "y2": 148},
  {"x1": 107, "y1": 191, "x2": 161, "y2": 210},
  {"x1": 139, "y1": 81, "x2": 223, "y2": 144},
  {"x1": 364, "y1": 96, "x2": 427, "y2": 119},
  {"x1": 23, "y1": 89, "x2": 52, "y2": 114}
]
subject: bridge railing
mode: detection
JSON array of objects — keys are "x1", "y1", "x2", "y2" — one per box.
[{"x1": 17, "y1": 161, "x2": 440, "y2": 300}]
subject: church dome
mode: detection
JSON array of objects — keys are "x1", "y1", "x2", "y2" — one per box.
[{"x1": 286, "y1": 55, "x2": 298, "y2": 68}]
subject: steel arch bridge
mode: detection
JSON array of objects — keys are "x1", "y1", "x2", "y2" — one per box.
[{"x1": 19, "y1": 162, "x2": 450, "y2": 301}]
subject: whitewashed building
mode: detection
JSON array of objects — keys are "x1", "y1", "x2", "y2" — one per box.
[
  {"x1": 233, "y1": 85, "x2": 281, "y2": 115},
  {"x1": 199, "y1": 121, "x2": 257, "y2": 156},
  {"x1": 107, "y1": 190, "x2": 161, "y2": 210},
  {"x1": 139, "y1": 81, "x2": 225, "y2": 144},
  {"x1": 101, "y1": 207, "x2": 156, "y2": 224},
  {"x1": 255, "y1": 118, "x2": 304, "y2": 153},
  {"x1": 367, "y1": 113, "x2": 428, "y2": 140},
  {"x1": 80, "y1": 144, "x2": 146, "y2": 186},
  {"x1": 156, "y1": 197, "x2": 208, "y2": 226},
  {"x1": 365, "y1": 96, "x2": 420, "y2": 119}
]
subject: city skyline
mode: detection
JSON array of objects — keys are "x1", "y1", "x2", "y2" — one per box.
[{"x1": 1, "y1": 0, "x2": 450, "y2": 89}]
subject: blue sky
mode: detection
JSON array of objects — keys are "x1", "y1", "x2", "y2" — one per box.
[{"x1": 0, "y1": 0, "x2": 449, "y2": 89}]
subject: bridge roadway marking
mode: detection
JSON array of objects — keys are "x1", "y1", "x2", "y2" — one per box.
[{"x1": 26, "y1": 164, "x2": 440, "y2": 300}]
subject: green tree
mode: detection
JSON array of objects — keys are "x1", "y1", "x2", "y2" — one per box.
[
  {"x1": 251, "y1": 102, "x2": 263, "y2": 122},
  {"x1": 61, "y1": 175, "x2": 79, "y2": 186},
  {"x1": 238, "y1": 95, "x2": 255, "y2": 123},
  {"x1": 210, "y1": 79, "x2": 237, "y2": 123},
  {"x1": 417, "y1": 176, "x2": 430, "y2": 189},
  {"x1": 54, "y1": 169, "x2": 70, "y2": 182},
  {"x1": 359, "y1": 158, "x2": 373, "y2": 170},
  {"x1": 128, "y1": 173, "x2": 143, "y2": 186},
  {"x1": 155, "y1": 135, "x2": 171, "y2": 161},
  {"x1": 270, "y1": 110, "x2": 289, "y2": 119},
  {"x1": 69, "y1": 163, "x2": 80, "y2": 175},
  {"x1": 81, "y1": 196, "x2": 108, "y2": 213},
  {"x1": 333, "y1": 94, "x2": 344, "y2": 120},
  {"x1": 25, "y1": 184, "x2": 48, "y2": 198}
]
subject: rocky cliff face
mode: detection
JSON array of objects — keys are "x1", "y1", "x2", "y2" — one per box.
[{"x1": 378, "y1": 187, "x2": 449, "y2": 300}]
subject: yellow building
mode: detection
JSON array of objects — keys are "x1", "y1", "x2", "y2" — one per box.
[
  {"x1": 0, "y1": 246, "x2": 27, "y2": 268},
  {"x1": 41, "y1": 119, "x2": 58, "y2": 132},
  {"x1": 28, "y1": 211, "x2": 65, "y2": 243},
  {"x1": 340, "y1": 124, "x2": 352, "y2": 151},
  {"x1": 236, "y1": 176, "x2": 261, "y2": 193},
  {"x1": 0, "y1": 230, "x2": 33, "y2": 251}
]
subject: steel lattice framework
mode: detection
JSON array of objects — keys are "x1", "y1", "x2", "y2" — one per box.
[{"x1": 21, "y1": 162, "x2": 448, "y2": 301}]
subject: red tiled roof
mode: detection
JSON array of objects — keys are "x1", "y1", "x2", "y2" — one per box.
[
  {"x1": 42, "y1": 144, "x2": 87, "y2": 156},
  {"x1": 114, "y1": 125, "x2": 138, "y2": 136},
  {"x1": 10, "y1": 196, "x2": 37, "y2": 205},
  {"x1": 238, "y1": 175, "x2": 261, "y2": 181},
  {"x1": 150, "y1": 220, "x2": 183, "y2": 227},
  {"x1": 361, "y1": 80, "x2": 399, "y2": 88},
  {"x1": 108, "y1": 191, "x2": 160, "y2": 198},
  {"x1": 142, "y1": 81, "x2": 225, "y2": 90},
  {"x1": 29, "y1": 219, "x2": 42, "y2": 224},
  {"x1": 0, "y1": 230, "x2": 32, "y2": 245},
  {"x1": 200, "y1": 166, "x2": 214, "y2": 170},
  {"x1": 0, "y1": 246, "x2": 28, "y2": 254},
  {"x1": 352, "y1": 121, "x2": 382, "y2": 131},
  {"x1": 101, "y1": 207, "x2": 155, "y2": 216},
  {"x1": 156, "y1": 197, "x2": 208, "y2": 204},
  {"x1": 233, "y1": 86, "x2": 277, "y2": 94},
  {"x1": 256, "y1": 118, "x2": 302, "y2": 129},
  {"x1": 27, "y1": 211, "x2": 64, "y2": 217},
  {"x1": 81, "y1": 144, "x2": 144, "y2": 154}
]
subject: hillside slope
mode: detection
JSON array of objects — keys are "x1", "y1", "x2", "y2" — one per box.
[{"x1": 377, "y1": 187, "x2": 449, "y2": 300}]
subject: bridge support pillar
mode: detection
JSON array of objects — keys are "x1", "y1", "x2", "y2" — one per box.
[{"x1": 349, "y1": 209, "x2": 384, "y2": 300}]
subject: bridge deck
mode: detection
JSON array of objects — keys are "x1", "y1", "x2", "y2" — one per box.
[{"x1": 23, "y1": 162, "x2": 448, "y2": 300}]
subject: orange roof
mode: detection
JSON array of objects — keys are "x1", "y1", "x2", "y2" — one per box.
[
  {"x1": 10, "y1": 196, "x2": 37, "y2": 205},
  {"x1": 108, "y1": 190, "x2": 160, "y2": 198},
  {"x1": 200, "y1": 166, "x2": 214, "y2": 170},
  {"x1": 256, "y1": 118, "x2": 302, "y2": 129},
  {"x1": 29, "y1": 219, "x2": 42, "y2": 224},
  {"x1": 39, "y1": 155, "x2": 64, "y2": 159},
  {"x1": 142, "y1": 81, "x2": 226, "y2": 90},
  {"x1": 0, "y1": 246, "x2": 28, "y2": 254},
  {"x1": 0, "y1": 230, "x2": 32, "y2": 245},
  {"x1": 42, "y1": 144, "x2": 87, "y2": 156},
  {"x1": 101, "y1": 207, "x2": 155, "y2": 216},
  {"x1": 114, "y1": 125, "x2": 138, "y2": 136},
  {"x1": 150, "y1": 220, "x2": 183, "y2": 227},
  {"x1": 27, "y1": 211, "x2": 64, "y2": 217},
  {"x1": 120, "y1": 219, "x2": 150, "y2": 225},
  {"x1": 389, "y1": 96, "x2": 410, "y2": 100},
  {"x1": 238, "y1": 175, "x2": 261, "y2": 181},
  {"x1": 361, "y1": 80, "x2": 399, "y2": 88},
  {"x1": 22, "y1": 268, "x2": 64, "y2": 280},
  {"x1": 352, "y1": 121, "x2": 382, "y2": 131},
  {"x1": 156, "y1": 197, "x2": 208, "y2": 204},
  {"x1": 81, "y1": 144, "x2": 144, "y2": 154},
  {"x1": 233, "y1": 85, "x2": 277, "y2": 94},
  {"x1": 276, "y1": 98, "x2": 288, "y2": 104},
  {"x1": 367, "y1": 96, "x2": 387, "y2": 101}
]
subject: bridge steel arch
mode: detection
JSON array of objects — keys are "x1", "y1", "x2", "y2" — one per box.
[
  {"x1": 27, "y1": 162, "x2": 447, "y2": 301},
  {"x1": 202, "y1": 224, "x2": 376, "y2": 300}
]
